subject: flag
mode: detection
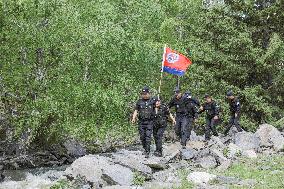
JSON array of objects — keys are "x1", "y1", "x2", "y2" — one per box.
[{"x1": 162, "y1": 47, "x2": 192, "y2": 76}]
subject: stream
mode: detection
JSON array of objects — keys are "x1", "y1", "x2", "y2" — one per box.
[{"x1": 0, "y1": 166, "x2": 68, "y2": 189}]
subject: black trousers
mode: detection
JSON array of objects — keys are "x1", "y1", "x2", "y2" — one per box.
[
  {"x1": 175, "y1": 115, "x2": 193, "y2": 146},
  {"x1": 205, "y1": 117, "x2": 218, "y2": 140},
  {"x1": 153, "y1": 123, "x2": 167, "y2": 152},
  {"x1": 224, "y1": 115, "x2": 242, "y2": 134},
  {"x1": 138, "y1": 120, "x2": 153, "y2": 153}
]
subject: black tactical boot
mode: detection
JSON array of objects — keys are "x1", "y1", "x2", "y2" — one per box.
[{"x1": 154, "y1": 151, "x2": 162, "y2": 157}]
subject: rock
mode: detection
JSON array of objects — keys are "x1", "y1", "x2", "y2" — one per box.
[
  {"x1": 187, "y1": 172, "x2": 217, "y2": 185},
  {"x1": 169, "y1": 160, "x2": 189, "y2": 170},
  {"x1": 102, "y1": 186, "x2": 139, "y2": 189},
  {"x1": 143, "y1": 181, "x2": 178, "y2": 189},
  {"x1": 195, "y1": 148, "x2": 210, "y2": 159},
  {"x1": 234, "y1": 132, "x2": 260, "y2": 151},
  {"x1": 216, "y1": 176, "x2": 240, "y2": 185},
  {"x1": 197, "y1": 156, "x2": 217, "y2": 169},
  {"x1": 227, "y1": 143, "x2": 242, "y2": 158},
  {"x1": 238, "y1": 179, "x2": 257, "y2": 187},
  {"x1": 242, "y1": 150, "x2": 257, "y2": 158},
  {"x1": 65, "y1": 155, "x2": 110, "y2": 185},
  {"x1": 255, "y1": 124, "x2": 284, "y2": 152},
  {"x1": 190, "y1": 131, "x2": 204, "y2": 141},
  {"x1": 163, "y1": 142, "x2": 181, "y2": 160},
  {"x1": 153, "y1": 169, "x2": 181, "y2": 184},
  {"x1": 180, "y1": 148, "x2": 197, "y2": 160},
  {"x1": 208, "y1": 136, "x2": 226, "y2": 150},
  {"x1": 210, "y1": 149, "x2": 228, "y2": 164},
  {"x1": 112, "y1": 154, "x2": 152, "y2": 178},
  {"x1": 101, "y1": 164, "x2": 133, "y2": 186},
  {"x1": 216, "y1": 160, "x2": 232, "y2": 171},
  {"x1": 187, "y1": 141, "x2": 206, "y2": 150},
  {"x1": 144, "y1": 159, "x2": 168, "y2": 170},
  {"x1": 63, "y1": 138, "x2": 86, "y2": 157}
]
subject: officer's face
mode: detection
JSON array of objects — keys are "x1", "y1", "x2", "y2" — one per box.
[
  {"x1": 175, "y1": 92, "x2": 182, "y2": 99},
  {"x1": 227, "y1": 95, "x2": 234, "y2": 100},
  {"x1": 141, "y1": 92, "x2": 151, "y2": 99},
  {"x1": 205, "y1": 97, "x2": 212, "y2": 103},
  {"x1": 155, "y1": 100, "x2": 161, "y2": 107}
]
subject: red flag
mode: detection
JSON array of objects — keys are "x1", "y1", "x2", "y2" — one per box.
[{"x1": 162, "y1": 47, "x2": 192, "y2": 76}]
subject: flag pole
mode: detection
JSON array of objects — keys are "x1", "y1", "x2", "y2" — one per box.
[{"x1": 158, "y1": 44, "x2": 167, "y2": 100}]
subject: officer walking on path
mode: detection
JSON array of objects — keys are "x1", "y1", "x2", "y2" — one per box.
[
  {"x1": 131, "y1": 86, "x2": 155, "y2": 158},
  {"x1": 199, "y1": 94, "x2": 220, "y2": 141},
  {"x1": 152, "y1": 97, "x2": 175, "y2": 157},
  {"x1": 224, "y1": 91, "x2": 243, "y2": 135},
  {"x1": 168, "y1": 87, "x2": 198, "y2": 148}
]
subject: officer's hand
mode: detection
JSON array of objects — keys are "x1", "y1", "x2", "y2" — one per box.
[
  {"x1": 235, "y1": 113, "x2": 238, "y2": 118},
  {"x1": 213, "y1": 116, "x2": 219, "y2": 120},
  {"x1": 131, "y1": 119, "x2": 136, "y2": 124},
  {"x1": 172, "y1": 120, "x2": 176, "y2": 126},
  {"x1": 199, "y1": 106, "x2": 204, "y2": 111}
]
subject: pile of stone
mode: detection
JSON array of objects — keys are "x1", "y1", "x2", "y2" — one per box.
[{"x1": 62, "y1": 124, "x2": 284, "y2": 189}]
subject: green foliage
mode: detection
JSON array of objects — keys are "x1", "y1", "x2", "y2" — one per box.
[
  {"x1": 132, "y1": 172, "x2": 146, "y2": 186},
  {"x1": 50, "y1": 179, "x2": 72, "y2": 189},
  {"x1": 0, "y1": 0, "x2": 283, "y2": 149},
  {"x1": 175, "y1": 169, "x2": 194, "y2": 189}
]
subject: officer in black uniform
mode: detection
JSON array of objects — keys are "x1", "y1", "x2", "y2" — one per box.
[
  {"x1": 224, "y1": 91, "x2": 243, "y2": 135},
  {"x1": 152, "y1": 97, "x2": 175, "y2": 157},
  {"x1": 131, "y1": 86, "x2": 155, "y2": 158},
  {"x1": 199, "y1": 94, "x2": 220, "y2": 141},
  {"x1": 168, "y1": 88, "x2": 198, "y2": 148}
]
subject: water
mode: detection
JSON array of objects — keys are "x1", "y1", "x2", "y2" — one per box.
[{"x1": 0, "y1": 166, "x2": 68, "y2": 189}]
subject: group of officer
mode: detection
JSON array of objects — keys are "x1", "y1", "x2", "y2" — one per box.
[{"x1": 131, "y1": 86, "x2": 242, "y2": 158}]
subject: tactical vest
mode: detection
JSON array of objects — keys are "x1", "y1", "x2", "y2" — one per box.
[
  {"x1": 175, "y1": 98, "x2": 188, "y2": 115},
  {"x1": 203, "y1": 101, "x2": 219, "y2": 117},
  {"x1": 154, "y1": 105, "x2": 168, "y2": 126},
  {"x1": 138, "y1": 100, "x2": 154, "y2": 121}
]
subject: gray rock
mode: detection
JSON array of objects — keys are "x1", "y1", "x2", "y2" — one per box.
[
  {"x1": 255, "y1": 124, "x2": 284, "y2": 152},
  {"x1": 65, "y1": 155, "x2": 110, "y2": 185},
  {"x1": 63, "y1": 138, "x2": 86, "y2": 157},
  {"x1": 153, "y1": 169, "x2": 181, "y2": 184},
  {"x1": 190, "y1": 131, "x2": 204, "y2": 141},
  {"x1": 187, "y1": 141, "x2": 206, "y2": 150},
  {"x1": 187, "y1": 172, "x2": 217, "y2": 185},
  {"x1": 195, "y1": 148, "x2": 211, "y2": 159},
  {"x1": 143, "y1": 181, "x2": 179, "y2": 189},
  {"x1": 180, "y1": 148, "x2": 197, "y2": 160},
  {"x1": 242, "y1": 150, "x2": 257, "y2": 158},
  {"x1": 216, "y1": 160, "x2": 232, "y2": 171},
  {"x1": 112, "y1": 154, "x2": 152, "y2": 178},
  {"x1": 227, "y1": 143, "x2": 242, "y2": 158},
  {"x1": 216, "y1": 176, "x2": 240, "y2": 184},
  {"x1": 102, "y1": 164, "x2": 133, "y2": 186},
  {"x1": 197, "y1": 156, "x2": 217, "y2": 169},
  {"x1": 102, "y1": 186, "x2": 141, "y2": 189},
  {"x1": 238, "y1": 179, "x2": 257, "y2": 187},
  {"x1": 234, "y1": 132, "x2": 260, "y2": 151},
  {"x1": 210, "y1": 148, "x2": 228, "y2": 164},
  {"x1": 208, "y1": 136, "x2": 226, "y2": 150}
]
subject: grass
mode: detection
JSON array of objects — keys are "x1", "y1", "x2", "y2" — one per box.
[{"x1": 212, "y1": 155, "x2": 284, "y2": 189}]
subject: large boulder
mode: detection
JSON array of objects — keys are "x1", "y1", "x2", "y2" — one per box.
[
  {"x1": 187, "y1": 172, "x2": 217, "y2": 185},
  {"x1": 63, "y1": 138, "x2": 86, "y2": 158},
  {"x1": 112, "y1": 154, "x2": 152, "y2": 178},
  {"x1": 101, "y1": 164, "x2": 133, "y2": 186},
  {"x1": 65, "y1": 155, "x2": 134, "y2": 187},
  {"x1": 242, "y1": 150, "x2": 258, "y2": 159},
  {"x1": 255, "y1": 124, "x2": 284, "y2": 152},
  {"x1": 234, "y1": 132, "x2": 260, "y2": 151},
  {"x1": 65, "y1": 155, "x2": 110, "y2": 185}
]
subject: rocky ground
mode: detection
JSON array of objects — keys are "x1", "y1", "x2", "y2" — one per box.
[
  {"x1": 46, "y1": 123, "x2": 284, "y2": 189},
  {"x1": 47, "y1": 124, "x2": 284, "y2": 189}
]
